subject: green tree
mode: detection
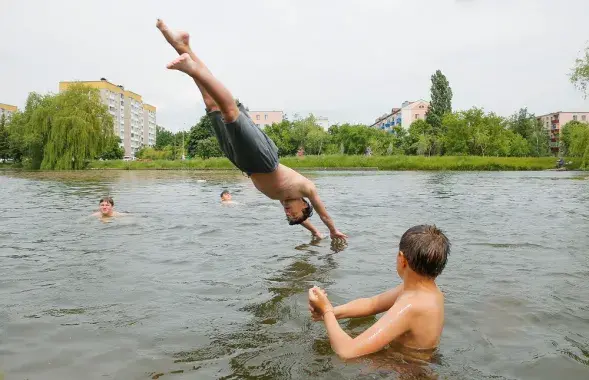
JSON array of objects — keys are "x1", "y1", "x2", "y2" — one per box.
[
  {"x1": 305, "y1": 127, "x2": 330, "y2": 155},
  {"x1": 6, "y1": 93, "x2": 53, "y2": 167},
  {"x1": 507, "y1": 108, "x2": 535, "y2": 140},
  {"x1": 187, "y1": 115, "x2": 220, "y2": 158},
  {"x1": 99, "y1": 136, "x2": 124, "y2": 160},
  {"x1": 441, "y1": 112, "x2": 470, "y2": 155},
  {"x1": 527, "y1": 119, "x2": 550, "y2": 157},
  {"x1": 39, "y1": 84, "x2": 114, "y2": 169},
  {"x1": 425, "y1": 70, "x2": 453, "y2": 133},
  {"x1": 0, "y1": 113, "x2": 9, "y2": 161},
  {"x1": 195, "y1": 136, "x2": 223, "y2": 159},
  {"x1": 406, "y1": 119, "x2": 434, "y2": 155},
  {"x1": 265, "y1": 120, "x2": 297, "y2": 156},
  {"x1": 561, "y1": 120, "x2": 589, "y2": 157},
  {"x1": 570, "y1": 44, "x2": 589, "y2": 97},
  {"x1": 155, "y1": 125, "x2": 174, "y2": 149}
]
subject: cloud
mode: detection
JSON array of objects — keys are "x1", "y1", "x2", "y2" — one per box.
[{"x1": 1, "y1": 0, "x2": 588, "y2": 131}]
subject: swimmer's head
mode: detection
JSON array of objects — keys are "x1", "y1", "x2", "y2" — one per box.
[
  {"x1": 220, "y1": 190, "x2": 232, "y2": 202},
  {"x1": 283, "y1": 198, "x2": 313, "y2": 225},
  {"x1": 99, "y1": 196, "x2": 114, "y2": 216},
  {"x1": 397, "y1": 225, "x2": 450, "y2": 279}
]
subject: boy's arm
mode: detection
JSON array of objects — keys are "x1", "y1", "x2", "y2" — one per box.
[
  {"x1": 322, "y1": 298, "x2": 414, "y2": 360},
  {"x1": 333, "y1": 285, "x2": 404, "y2": 319},
  {"x1": 305, "y1": 183, "x2": 347, "y2": 239},
  {"x1": 301, "y1": 219, "x2": 323, "y2": 238}
]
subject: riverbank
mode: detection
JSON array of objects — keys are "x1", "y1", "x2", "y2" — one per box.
[
  {"x1": 86, "y1": 155, "x2": 583, "y2": 171},
  {"x1": 1, "y1": 155, "x2": 583, "y2": 171}
]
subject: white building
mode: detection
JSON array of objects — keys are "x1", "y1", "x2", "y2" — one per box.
[
  {"x1": 370, "y1": 100, "x2": 430, "y2": 131},
  {"x1": 316, "y1": 116, "x2": 329, "y2": 130}
]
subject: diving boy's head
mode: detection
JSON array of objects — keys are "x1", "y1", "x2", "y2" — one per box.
[
  {"x1": 397, "y1": 225, "x2": 450, "y2": 279},
  {"x1": 282, "y1": 198, "x2": 314, "y2": 225}
]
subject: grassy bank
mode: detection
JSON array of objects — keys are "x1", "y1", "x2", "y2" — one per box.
[{"x1": 86, "y1": 155, "x2": 583, "y2": 171}]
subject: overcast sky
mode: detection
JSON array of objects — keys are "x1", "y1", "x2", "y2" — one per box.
[{"x1": 1, "y1": 0, "x2": 588, "y2": 131}]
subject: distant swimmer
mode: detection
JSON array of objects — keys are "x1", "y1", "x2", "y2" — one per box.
[
  {"x1": 156, "y1": 19, "x2": 346, "y2": 241},
  {"x1": 92, "y1": 196, "x2": 124, "y2": 219},
  {"x1": 308, "y1": 225, "x2": 450, "y2": 359},
  {"x1": 220, "y1": 190, "x2": 235, "y2": 204}
]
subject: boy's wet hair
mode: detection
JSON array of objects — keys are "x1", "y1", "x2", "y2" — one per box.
[
  {"x1": 99, "y1": 196, "x2": 114, "y2": 206},
  {"x1": 399, "y1": 225, "x2": 450, "y2": 278},
  {"x1": 288, "y1": 198, "x2": 314, "y2": 225},
  {"x1": 220, "y1": 190, "x2": 230, "y2": 198}
]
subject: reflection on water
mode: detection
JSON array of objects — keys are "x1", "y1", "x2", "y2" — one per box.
[{"x1": 1, "y1": 170, "x2": 588, "y2": 380}]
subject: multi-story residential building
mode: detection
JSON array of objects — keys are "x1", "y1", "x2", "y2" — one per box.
[
  {"x1": 247, "y1": 110, "x2": 284, "y2": 129},
  {"x1": 59, "y1": 78, "x2": 156, "y2": 157},
  {"x1": 536, "y1": 111, "x2": 589, "y2": 154},
  {"x1": 0, "y1": 103, "x2": 18, "y2": 123},
  {"x1": 316, "y1": 116, "x2": 329, "y2": 131},
  {"x1": 370, "y1": 100, "x2": 430, "y2": 131}
]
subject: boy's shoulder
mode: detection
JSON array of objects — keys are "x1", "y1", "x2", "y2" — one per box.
[{"x1": 399, "y1": 287, "x2": 443, "y2": 312}]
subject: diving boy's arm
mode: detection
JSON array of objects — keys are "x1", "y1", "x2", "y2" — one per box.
[
  {"x1": 305, "y1": 183, "x2": 347, "y2": 239},
  {"x1": 301, "y1": 219, "x2": 323, "y2": 238},
  {"x1": 323, "y1": 297, "x2": 414, "y2": 360}
]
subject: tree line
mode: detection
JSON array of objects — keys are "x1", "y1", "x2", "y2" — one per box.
[{"x1": 2, "y1": 44, "x2": 589, "y2": 168}]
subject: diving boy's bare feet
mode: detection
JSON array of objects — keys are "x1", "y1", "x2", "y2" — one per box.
[
  {"x1": 166, "y1": 53, "x2": 199, "y2": 75},
  {"x1": 156, "y1": 19, "x2": 190, "y2": 54}
]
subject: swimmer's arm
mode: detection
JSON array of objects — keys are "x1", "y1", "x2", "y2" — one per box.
[
  {"x1": 334, "y1": 284, "x2": 404, "y2": 319},
  {"x1": 301, "y1": 219, "x2": 322, "y2": 237},
  {"x1": 324, "y1": 299, "x2": 414, "y2": 360}
]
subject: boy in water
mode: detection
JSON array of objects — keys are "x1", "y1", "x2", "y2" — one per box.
[
  {"x1": 220, "y1": 190, "x2": 232, "y2": 203},
  {"x1": 308, "y1": 225, "x2": 450, "y2": 359},
  {"x1": 156, "y1": 19, "x2": 346, "y2": 241},
  {"x1": 92, "y1": 197, "x2": 123, "y2": 219}
]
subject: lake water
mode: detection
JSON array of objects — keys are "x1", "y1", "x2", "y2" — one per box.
[{"x1": 1, "y1": 170, "x2": 588, "y2": 380}]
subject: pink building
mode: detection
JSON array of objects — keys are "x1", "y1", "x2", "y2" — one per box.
[
  {"x1": 370, "y1": 100, "x2": 430, "y2": 131},
  {"x1": 247, "y1": 110, "x2": 284, "y2": 129},
  {"x1": 536, "y1": 111, "x2": 589, "y2": 154}
]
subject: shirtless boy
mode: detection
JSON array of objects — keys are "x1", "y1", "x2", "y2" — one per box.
[
  {"x1": 308, "y1": 225, "x2": 450, "y2": 359},
  {"x1": 92, "y1": 196, "x2": 123, "y2": 219},
  {"x1": 156, "y1": 19, "x2": 346, "y2": 240}
]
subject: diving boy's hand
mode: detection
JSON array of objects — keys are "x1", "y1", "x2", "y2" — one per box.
[{"x1": 330, "y1": 230, "x2": 348, "y2": 240}]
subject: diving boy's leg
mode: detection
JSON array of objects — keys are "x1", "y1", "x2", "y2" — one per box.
[
  {"x1": 156, "y1": 19, "x2": 239, "y2": 122},
  {"x1": 156, "y1": 19, "x2": 219, "y2": 113}
]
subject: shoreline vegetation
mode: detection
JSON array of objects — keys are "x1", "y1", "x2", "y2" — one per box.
[{"x1": 2, "y1": 155, "x2": 582, "y2": 172}]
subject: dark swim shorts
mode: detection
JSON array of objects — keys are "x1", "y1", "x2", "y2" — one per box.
[{"x1": 207, "y1": 103, "x2": 279, "y2": 175}]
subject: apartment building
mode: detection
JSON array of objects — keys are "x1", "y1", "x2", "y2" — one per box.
[
  {"x1": 0, "y1": 103, "x2": 18, "y2": 123},
  {"x1": 316, "y1": 116, "x2": 329, "y2": 131},
  {"x1": 59, "y1": 78, "x2": 156, "y2": 157},
  {"x1": 247, "y1": 110, "x2": 284, "y2": 129},
  {"x1": 370, "y1": 100, "x2": 430, "y2": 131},
  {"x1": 537, "y1": 111, "x2": 589, "y2": 154}
]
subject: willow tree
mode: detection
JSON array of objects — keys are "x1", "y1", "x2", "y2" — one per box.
[{"x1": 41, "y1": 84, "x2": 113, "y2": 170}]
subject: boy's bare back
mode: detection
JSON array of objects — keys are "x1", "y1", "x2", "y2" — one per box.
[{"x1": 391, "y1": 285, "x2": 444, "y2": 350}]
